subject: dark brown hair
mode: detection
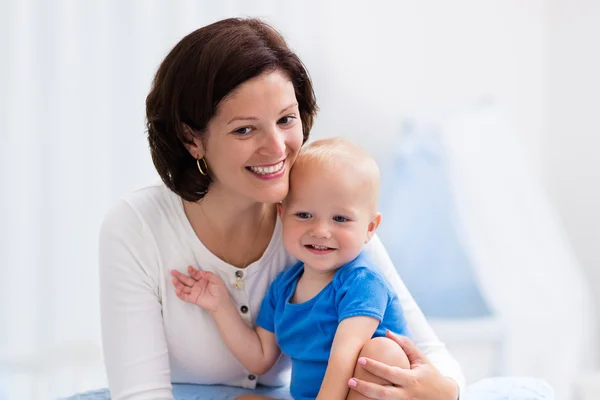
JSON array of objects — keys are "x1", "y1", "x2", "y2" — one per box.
[{"x1": 146, "y1": 18, "x2": 318, "y2": 202}]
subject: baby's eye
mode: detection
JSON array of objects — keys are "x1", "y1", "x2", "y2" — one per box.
[
  {"x1": 333, "y1": 216, "x2": 349, "y2": 223},
  {"x1": 295, "y1": 212, "x2": 312, "y2": 219}
]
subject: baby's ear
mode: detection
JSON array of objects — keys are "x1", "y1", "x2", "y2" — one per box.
[{"x1": 365, "y1": 212, "x2": 382, "y2": 243}]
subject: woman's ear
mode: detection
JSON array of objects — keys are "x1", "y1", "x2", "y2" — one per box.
[
  {"x1": 182, "y1": 124, "x2": 205, "y2": 159},
  {"x1": 365, "y1": 212, "x2": 382, "y2": 243}
]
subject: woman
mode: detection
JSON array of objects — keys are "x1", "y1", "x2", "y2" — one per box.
[{"x1": 99, "y1": 17, "x2": 464, "y2": 400}]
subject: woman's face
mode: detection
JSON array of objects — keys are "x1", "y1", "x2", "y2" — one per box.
[{"x1": 198, "y1": 69, "x2": 304, "y2": 204}]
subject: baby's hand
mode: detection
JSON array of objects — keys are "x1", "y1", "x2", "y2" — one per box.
[{"x1": 171, "y1": 266, "x2": 229, "y2": 313}]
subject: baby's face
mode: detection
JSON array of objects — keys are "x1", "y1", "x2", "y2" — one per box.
[{"x1": 279, "y1": 162, "x2": 379, "y2": 273}]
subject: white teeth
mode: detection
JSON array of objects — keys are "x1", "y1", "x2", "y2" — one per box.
[
  {"x1": 311, "y1": 245, "x2": 329, "y2": 250},
  {"x1": 249, "y1": 161, "x2": 284, "y2": 175}
]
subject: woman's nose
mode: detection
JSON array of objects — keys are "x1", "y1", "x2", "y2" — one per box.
[{"x1": 260, "y1": 129, "x2": 286, "y2": 158}]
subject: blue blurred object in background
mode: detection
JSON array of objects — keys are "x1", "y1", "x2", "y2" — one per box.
[{"x1": 378, "y1": 121, "x2": 492, "y2": 319}]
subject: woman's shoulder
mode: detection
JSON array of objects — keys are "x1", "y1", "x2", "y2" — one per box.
[
  {"x1": 101, "y1": 181, "x2": 179, "y2": 231},
  {"x1": 99, "y1": 182, "x2": 185, "y2": 279}
]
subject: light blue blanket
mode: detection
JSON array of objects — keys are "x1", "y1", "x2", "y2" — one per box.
[{"x1": 65, "y1": 377, "x2": 553, "y2": 399}]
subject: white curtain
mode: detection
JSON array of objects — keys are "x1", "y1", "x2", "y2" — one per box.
[{"x1": 439, "y1": 104, "x2": 597, "y2": 400}]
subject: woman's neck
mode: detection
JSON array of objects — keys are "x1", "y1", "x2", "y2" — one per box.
[
  {"x1": 197, "y1": 189, "x2": 270, "y2": 239},
  {"x1": 183, "y1": 187, "x2": 277, "y2": 268}
]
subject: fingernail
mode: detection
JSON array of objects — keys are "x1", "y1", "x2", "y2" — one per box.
[
  {"x1": 358, "y1": 357, "x2": 366, "y2": 365},
  {"x1": 348, "y1": 379, "x2": 357, "y2": 388}
]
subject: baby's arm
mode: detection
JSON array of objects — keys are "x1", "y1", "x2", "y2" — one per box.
[
  {"x1": 316, "y1": 316, "x2": 379, "y2": 400},
  {"x1": 171, "y1": 267, "x2": 280, "y2": 375},
  {"x1": 210, "y1": 300, "x2": 281, "y2": 375}
]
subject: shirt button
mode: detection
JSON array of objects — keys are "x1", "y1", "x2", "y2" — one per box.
[
  {"x1": 248, "y1": 374, "x2": 256, "y2": 380},
  {"x1": 235, "y1": 270, "x2": 244, "y2": 278},
  {"x1": 240, "y1": 305, "x2": 249, "y2": 314}
]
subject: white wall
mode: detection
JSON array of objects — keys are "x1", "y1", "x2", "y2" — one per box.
[
  {"x1": 311, "y1": 1, "x2": 548, "y2": 179},
  {"x1": 547, "y1": 0, "x2": 600, "y2": 365}
]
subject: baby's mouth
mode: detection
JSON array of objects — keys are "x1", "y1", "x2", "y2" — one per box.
[{"x1": 305, "y1": 245, "x2": 332, "y2": 250}]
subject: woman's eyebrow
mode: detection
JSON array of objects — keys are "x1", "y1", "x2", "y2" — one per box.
[
  {"x1": 279, "y1": 102, "x2": 298, "y2": 114},
  {"x1": 228, "y1": 115, "x2": 258, "y2": 124},
  {"x1": 227, "y1": 103, "x2": 298, "y2": 125}
]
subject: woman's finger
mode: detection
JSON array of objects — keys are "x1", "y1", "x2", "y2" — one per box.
[
  {"x1": 348, "y1": 378, "x2": 403, "y2": 400},
  {"x1": 170, "y1": 269, "x2": 197, "y2": 287},
  {"x1": 357, "y1": 357, "x2": 409, "y2": 386}
]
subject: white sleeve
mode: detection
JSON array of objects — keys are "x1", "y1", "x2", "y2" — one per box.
[
  {"x1": 365, "y1": 234, "x2": 466, "y2": 395},
  {"x1": 99, "y1": 200, "x2": 174, "y2": 400}
]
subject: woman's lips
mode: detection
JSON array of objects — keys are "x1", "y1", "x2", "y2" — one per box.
[{"x1": 247, "y1": 160, "x2": 286, "y2": 180}]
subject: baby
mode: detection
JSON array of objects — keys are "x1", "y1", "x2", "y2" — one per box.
[{"x1": 171, "y1": 138, "x2": 410, "y2": 400}]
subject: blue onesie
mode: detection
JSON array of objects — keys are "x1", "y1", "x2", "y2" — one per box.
[{"x1": 256, "y1": 252, "x2": 409, "y2": 400}]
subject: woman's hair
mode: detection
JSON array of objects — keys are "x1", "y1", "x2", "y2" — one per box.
[{"x1": 146, "y1": 18, "x2": 318, "y2": 202}]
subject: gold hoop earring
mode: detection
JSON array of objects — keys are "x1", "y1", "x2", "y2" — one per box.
[{"x1": 197, "y1": 157, "x2": 208, "y2": 176}]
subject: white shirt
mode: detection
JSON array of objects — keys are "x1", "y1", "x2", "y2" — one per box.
[{"x1": 99, "y1": 182, "x2": 465, "y2": 400}]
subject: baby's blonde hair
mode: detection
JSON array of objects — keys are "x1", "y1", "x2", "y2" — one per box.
[{"x1": 293, "y1": 137, "x2": 380, "y2": 209}]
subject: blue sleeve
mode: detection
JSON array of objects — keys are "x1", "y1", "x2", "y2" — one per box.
[
  {"x1": 335, "y1": 267, "x2": 389, "y2": 323},
  {"x1": 256, "y1": 279, "x2": 278, "y2": 333}
]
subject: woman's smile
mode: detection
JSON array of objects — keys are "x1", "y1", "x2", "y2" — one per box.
[{"x1": 247, "y1": 159, "x2": 286, "y2": 179}]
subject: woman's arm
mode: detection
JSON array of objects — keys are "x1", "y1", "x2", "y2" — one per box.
[
  {"x1": 364, "y1": 234, "x2": 465, "y2": 395},
  {"x1": 99, "y1": 200, "x2": 173, "y2": 400},
  {"x1": 317, "y1": 316, "x2": 379, "y2": 400}
]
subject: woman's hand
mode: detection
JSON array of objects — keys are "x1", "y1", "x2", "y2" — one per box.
[
  {"x1": 171, "y1": 266, "x2": 229, "y2": 313},
  {"x1": 348, "y1": 331, "x2": 460, "y2": 400}
]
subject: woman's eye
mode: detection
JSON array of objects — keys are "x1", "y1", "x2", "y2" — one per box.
[
  {"x1": 233, "y1": 126, "x2": 252, "y2": 135},
  {"x1": 278, "y1": 115, "x2": 296, "y2": 125},
  {"x1": 333, "y1": 216, "x2": 348, "y2": 223},
  {"x1": 296, "y1": 212, "x2": 311, "y2": 219}
]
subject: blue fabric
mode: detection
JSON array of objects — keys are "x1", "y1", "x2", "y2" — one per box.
[
  {"x1": 64, "y1": 377, "x2": 554, "y2": 399},
  {"x1": 256, "y1": 252, "x2": 409, "y2": 400},
  {"x1": 62, "y1": 383, "x2": 292, "y2": 400},
  {"x1": 378, "y1": 121, "x2": 491, "y2": 318}
]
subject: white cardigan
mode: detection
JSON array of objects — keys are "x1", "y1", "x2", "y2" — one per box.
[{"x1": 99, "y1": 183, "x2": 465, "y2": 400}]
